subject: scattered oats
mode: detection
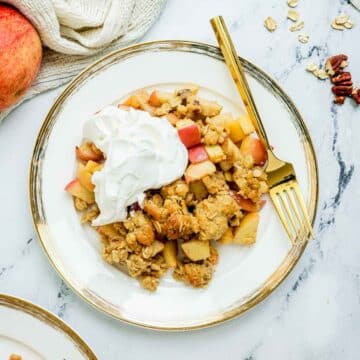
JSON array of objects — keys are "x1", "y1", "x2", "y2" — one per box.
[
  {"x1": 290, "y1": 20, "x2": 304, "y2": 32},
  {"x1": 315, "y1": 69, "x2": 329, "y2": 80},
  {"x1": 331, "y1": 21, "x2": 345, "y2": 30},
  {"x1": 264, "y1": 16, "x2": 277, "y2": 32},
  {"x1": 287, "y1": 0, "x2": 299, "y2": 8},
  {"x1": 335, "y1": 14, "x2": 349, "y2": 25},
  {"x1": 344, "y1": 20, "x2": 354, "y2": 29},
  {"x1": 287, "y1": 9, "x2": 300, "y2": 22},
  {"x1": 306, "y1": 65, "x2": 329, "y2": 80},
  {"x1": 306, "y1": 63, "x2": 318, "y2": 73},
  {"x1": 298, "y1": 34, "x2": 309, "y2": 44}
]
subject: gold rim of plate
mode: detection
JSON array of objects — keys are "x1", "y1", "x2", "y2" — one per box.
[
  {"x1": 0, "y1": 293, "x2": 97, "y2": 358},
  {"x1": 29, "y1": 40, "x2": 319, "y2": 331}
]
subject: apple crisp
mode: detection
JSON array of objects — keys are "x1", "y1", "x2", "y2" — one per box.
[{"x1": 66, "y1": 86, "x2": 269, "y2": 291}]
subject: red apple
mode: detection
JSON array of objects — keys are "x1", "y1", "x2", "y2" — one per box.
[
  {"x1": 188, "y1": 145, "x2": 208, "y2": 164},
  {"x1": 177, "y1": 122, "x2": 201, "y2": 148},
  {"x1": 0, "y1": 4, "x2": 42, "y2": 110},
  {"x1": 240, "y1": 135, "x2": 268, "y2": 165}
]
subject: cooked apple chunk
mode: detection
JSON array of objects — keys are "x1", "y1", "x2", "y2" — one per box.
[
  {"x1": 177, "y1": 120, "x2": 201, "y2": 148},
  {"x1": 218, "y1": 228, "x2": 234, "y2": 244},
  {"x1": 233, "y1": 212, "x2": 259, "y2": 245},
  {"x1": 189, "y1": 180, "x2": 208, "y2": 201},
  {"x1": 237, "y1": 114, "x2": 255, "y2": 136},
  {"x1": 163, "y1": 241, "x2": 177, "y2": 267},
  {"x1": 221, "y1": 137, "x2": 242, "y2": 165},
  {"x1": 185, "y1": 160, "x2": 216, "y2": 183},
  {"x1": 77, "y1": 161, "x2": 103, "y2": 191},
  {"x1": 181, "y1": 240, "x2": 210, "y2": 261},
  {"x1": 65, "y1": 179, "x2": 95, "y2": 204},
  {"x1": 188, "y1": 145, "x2": 209, "y2": 164},
  {"x1": 76, "y1": 142, "x2": 103, "y2": 162},
  {"x1": 240, "y1": 135, "x2": 268, "y2": 166},
  {"x1": 205, "y1": 144, "x2": 226, "y2": 163}
]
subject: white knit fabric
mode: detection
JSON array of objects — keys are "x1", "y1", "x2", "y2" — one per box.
[{"x1": 0, "y1": 0, "x2": 166, "y2": 121}]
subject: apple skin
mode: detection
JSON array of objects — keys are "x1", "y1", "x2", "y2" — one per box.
[
  {"x1": 188, "y1": 145, "x2": 208, "y2": 164},
  {"x1": 177, "y1": 124, "x2": 201, "y2": 148},
  {"x1": 76, "y1": 143, "x2": 104, "y2": 162},
  {"x1": 230, "y1": 191, "x2": 259, "y2": 212},
  {"x1": 0, "y1": 4, "x2": 42, "y2": 110},
  {"x1": 240, "y1": 135, "x2": 268, "y2": 165},
  {"x1": 65, "y1": 178, "x2": 95, "y2": 204}
]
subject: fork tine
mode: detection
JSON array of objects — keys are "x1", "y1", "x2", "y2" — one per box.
[
  {"x1": 278, "y1": 192, "x2": 298, "y2": 238},
  {"x1": 270, "y1": 191, "x2": 295, "y2": 244},
  {"x1": 285, "y1": 188, "x2": 306, "y2": 242},
  {"x1": 292, "y1": 183, "x2": 314, "y2": 238}
]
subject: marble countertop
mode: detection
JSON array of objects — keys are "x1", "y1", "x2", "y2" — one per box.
[{"x1": 1, "y1": 0, "x2": 359, "y2": 359}]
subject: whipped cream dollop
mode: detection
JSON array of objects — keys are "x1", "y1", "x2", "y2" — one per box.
[{"x1": 83, "y1": 106, "x2": 188, "y2": 226}]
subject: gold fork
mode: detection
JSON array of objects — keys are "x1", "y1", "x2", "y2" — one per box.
[{"x1": 210, "y1": 16, "x2": 314, "y2": 244}]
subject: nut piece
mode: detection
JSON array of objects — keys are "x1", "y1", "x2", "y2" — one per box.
[
  {"x1": 298, "y1": 34, "x2": 309, "y2": 44},
  {"x1": 264, "y1": 16, "x2": 277, "y2": 32},
  {"x1": 290, "y1": 20, "x2": 304, "y2": 32},
  {"x1": 325, "y1": 54, "x2": 348, "y2": 76},
  {"x1": 334, "y1": 96, "x2": 346, "y2": 105},
  {"x1": 287, "y1": 0, "x2": 299, "y2": 7},
  {"x1": 332, "y1": 85, "x2": 353, "y2": 96},
  {"x1": 331, "y1": 72, "x2": 352, "y2": 85},
  {"x1": 287, "y1": 9, "x2": 300, "y2": 22},
  {"x1": 352, "y1": 88, "x2": 360, "y2": 105}
]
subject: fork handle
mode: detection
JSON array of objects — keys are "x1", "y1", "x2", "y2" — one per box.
[{"x1": 210, "y1": 16, "x2": 271, "y2": 149}]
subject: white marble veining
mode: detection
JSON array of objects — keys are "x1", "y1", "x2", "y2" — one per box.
[{"x1": 0, "y1": 0, "x2": 359, "y2": 359}]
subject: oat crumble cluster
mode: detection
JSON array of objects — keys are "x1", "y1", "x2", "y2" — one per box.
[{"x1": 67, "y1": 86, "x2": 269, "y2": 291}]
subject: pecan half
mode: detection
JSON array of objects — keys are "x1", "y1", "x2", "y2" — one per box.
[
  {"x1": 334, "y1": 96, "x2": 346, "y2": 105},
  {"x1": 325, "y1": 54, "x2": 348, "y2": 76},
  {"x1": 331, "y1": 72, "x2": 352, "y2": 84},
  {"x1": 332, "y1": 85, "x2": 353, "y2": 96},
  {"x1": 352, "y1": 88, "x2": 360, "y2": 105}
]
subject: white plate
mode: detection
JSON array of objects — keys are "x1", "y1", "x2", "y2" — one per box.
[
  {"x1": 30, "y1": 41, "x2": 318, "y2": 330},
  {"x1": 0, "y1": 294, "x2": 96, "y2": 359}
]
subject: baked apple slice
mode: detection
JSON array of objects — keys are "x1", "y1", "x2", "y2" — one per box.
[
  {"x1": 185, "y1": 160, "x2": 216, "y2": 183},
  {"x1": 148, "y1": 90, "x2": 172, "y2": 107},
  {"x1": 77, "y1": 161, "x2": 103, "y2": 191},
  {"x1": 233, "y1": 212, "x2": 259, "y2": 245},
  {"x1": 218, "y1": 228, "x2": 234, "y2": 244},
  {"x1": 188, "y1": 145, "x2": 209, "y2": 164},
  {"x1": 230, "y1": 192, "x2": 258, "y2": 212},
  {"x1": 163, "y1": 241, "x2": 177, "y2": 267},
  {"x1": 189, "y1": 180, "x2": 208, "y2": 200},
  {"x1": 205, "y1": 145, "x2": 226, "y2": 163},
  {"x1": 76, "y1": 142, "x2": 103, "y2": 162},
  {"x1": 237, "y1": 114, "x2": 255, "y2": 136},
  {"x1": 122, "y1": 89, "x2": 149, "y2": 109},
  {"x1": 176, "y1": 120, "x2": 201, "y2": 148},
  {"x1": 239, "y1": 135, "x2": 268, "y2": 165},
  {"x1": 65, "y1": 179, "x2": 95, "y2": 204},
  {"x1": 181, "y1": 240, "x2": 210, "y2": 261}
]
